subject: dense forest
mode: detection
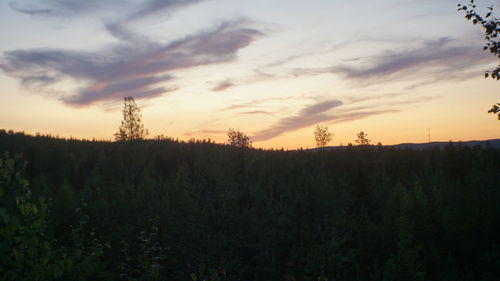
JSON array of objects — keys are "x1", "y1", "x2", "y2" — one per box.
[{"x1": 1, "y1": 129, "x2": 499, "y2": 281}]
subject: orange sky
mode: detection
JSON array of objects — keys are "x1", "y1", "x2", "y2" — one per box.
[{"x1": 0, "y1": 0, "x2": 499, "y2": 149}]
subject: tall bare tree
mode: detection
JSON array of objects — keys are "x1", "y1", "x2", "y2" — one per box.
[{"x1": 115, "y1": 97, "x2": 149, "y2": 141}]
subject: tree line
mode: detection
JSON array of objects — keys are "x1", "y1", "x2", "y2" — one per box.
[
  {"x1": 1, "y1": 130, "x2": 499, "y2": 281},
  {"x1": 115, "y1": 96, "x2": 372, "y2": 149}
]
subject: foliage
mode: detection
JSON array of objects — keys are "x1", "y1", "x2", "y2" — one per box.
[
  {"x1": 68, "y1": 199, "x2": 110, "y2": 281},
  {"x1": 488, "y1": 103, "x2": 500, "y2": 119},
  {"x1": 227, "y1": 128, "x2": 251, "y2": 148},
  {"x1": 0, "y1": 152, "x2": 69, "y2": 280},
  {"x1": 0, "y1": 152, "x2": 109, "y2": 281},
  {"x1": 458, "y1": 0, "x2": 500, "y2": 119},
  {"x1": 188, "y1": 263, "x2": 227, "y2": 281},
  {"x1": 115, "y1": 97, "x2": 149, "y2": 141},
  {"x1": 119, "y1": 216, "x2": 164, "y2": 281},
  {"x1": 355, "y1": 131, "x2": 371, "y2": 146},
  {"x1": 1, "y1": 131, "x2": 500, "y2": 281},
  {"x1": 314, "y1": 125, "x2": 333, "y2": 148}
]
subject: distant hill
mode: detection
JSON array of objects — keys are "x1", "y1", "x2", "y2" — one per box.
[
  {"x1": 390, "y1": 139, "x2": 500, "y2": 150},
  {"x1": 312, "y1": 139, "x2": 500, "y2": 151}
]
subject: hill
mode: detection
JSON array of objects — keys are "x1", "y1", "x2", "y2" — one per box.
[
  {"x1": 392, "y1": 139, "x2": 500, "y2": 149},
  {"x1": 311, "y1": 139, "x2": 500, "y2": 151}
]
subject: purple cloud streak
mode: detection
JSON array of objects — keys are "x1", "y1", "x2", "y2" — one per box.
[{"x1": 1, "y1": 20, "x2": 263, "y2": 105}]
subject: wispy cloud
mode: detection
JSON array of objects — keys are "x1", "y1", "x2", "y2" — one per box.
[
  {"x1": 222, "y1": 95, "x2": 299, "y2": 111},
  {"x1": 332, "y1": 37, "x2": 488, "y2": 81},
  {"x1": 9, "y1": 0, "x2": 205, "y2": 22},
  {"x1": 184, "y1": 129, "x2": 226, "y2": 137},
  {"x1": 207, "y1": 37, "x2": 484, "y2": 93},
  {"x1": 0, "y1": 20, "x2": 263, "y2": 105},
  {"x1": 209, "y1": 69, "x2": 276, "y2": 92},
  {"x1": 210, "y1": 80, "x2": 236, "y2": 92},
  {"x1": 240, "y1": 110, "x2": 272, "y2": 115},
  {"x1": 9, "y1": 0, "x2": 128, "y2": 17},
  {"x1": 251, "y1": 98, "x2": 403, "y2": 142},
  {"x1": 252, "y1": 100, "x2": 343, "y2": 141},
  {"x1": 123, "y1": 0, "x2": 205, "y2": 23},
  {"x1": 288, "y1": 37, "x2": 491, "y2": 86}
]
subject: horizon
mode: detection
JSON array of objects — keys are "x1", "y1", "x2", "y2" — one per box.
[
  {"x1": 1, "y1": 0, "x2": 499, "y2": 149},
  {"x1": 2, "y1": 128, "x2": 500, "y2": 150}
]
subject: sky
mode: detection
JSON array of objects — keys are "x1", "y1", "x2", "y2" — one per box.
[{"x1": 0, "y1": 0, "x2": 499, "y2": 149}]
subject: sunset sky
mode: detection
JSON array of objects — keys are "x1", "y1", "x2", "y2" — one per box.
[{"x1": 1, "y1": 0, "x2": 499, "y2": 149}]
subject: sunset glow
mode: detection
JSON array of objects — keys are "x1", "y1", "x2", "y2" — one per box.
[{"x1": 1, "y1": 0, "x2": 498, "y2": 148}]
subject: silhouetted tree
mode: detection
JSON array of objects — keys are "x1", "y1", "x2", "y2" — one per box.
[
  {"x1": 314, "y1": 125, "x2": 333, "y2": 148},
  {"x1": 227, "y1": 128, "x2": 251, "y2": 148},
  {"x1": 355, "y1": 131, "x2": 371, "y2": 146},
  {"x1": 489, "y1": 103, "x2": 500, "y2": 119},
  {"x1": 115, "y1": 97, "x2": 149, "y2": 141},
  {"x1": 458, "y1": 0, "x2": 500, "y2": 119}
]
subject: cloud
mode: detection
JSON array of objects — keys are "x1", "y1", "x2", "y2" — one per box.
[
  {"x1": 251, "y1": 100, "x2": 343, "y2": 141},
  {"x1": 9, "y1": 0, "x2": 205, "y2": 22},
  {"x1": 240, "y1": 110, "x2": 272, "y2": 115},
  {"x1": 287, "y1": 37, "x2": 492, "y2": 86},
  {"x1": 104, "y1": 23, "x2": 151, "y2": 43},
  {"x1": 0, "y1": 20, "x2": 263, "y2": 105},
  {"x1": 9, "y1": 0, "x2": 126, "y2": 17},
  {"x1": 123, "y1": 0, "x2": 205, "y2": 23},
  {"x1": 184, "y1": 129, "x2": 226, "y2": 137},
  {"x1": 209, "y1": 69, "x2": 276, "y2": 92},
  {"x1": 222, "y1": 95, "x2": 299, "y2": 111},
  {"x1": 251, "y1": 99, "x2": 400, "y2": 142},
  {"x1": 332, "y1": 37, "x2": 491, "y2": 82},
  {"x1": 210, "y1": 80, "x2": 236, "y2": 92}
]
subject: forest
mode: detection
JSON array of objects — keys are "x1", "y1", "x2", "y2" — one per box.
[{"x1": 1, "y1": 129, "x2": 499, "y2": 281}]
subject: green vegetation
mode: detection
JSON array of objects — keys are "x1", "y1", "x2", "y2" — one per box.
[
  {"x1": 1, "y1": 130, "x2": 499, "y2": 281},
  {"x1": 458, "y1": 0, "x2": 500, "y2": 119}
]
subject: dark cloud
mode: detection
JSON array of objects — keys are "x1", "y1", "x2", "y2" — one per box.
[
  {"x1": 251, "y1": 99, "x2": 399, "y2": 142},
  {"x1": 0, "y1": 21, "x2": 263, "y2": 105}
]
